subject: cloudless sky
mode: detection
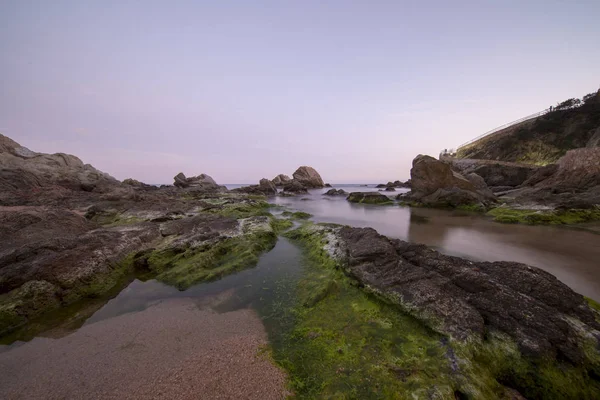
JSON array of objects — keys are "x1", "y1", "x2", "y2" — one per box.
[{"x1": 1, "y1": 0, "x2": 599, "y2": 183}]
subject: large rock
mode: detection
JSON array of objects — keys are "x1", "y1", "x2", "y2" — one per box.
[
  {"x1": 0, "y1": 134, "x2": 119, "y2": 204},
  {"x1": 292, "y1": 166, "x2": 324, "y2": 188},
  {"x1": 282, "y1": 180, "x2": 308, "y2": 195},
  {"x1": 511, "y1": 148, "x2": 600, "y2": 208},
  {"x1": 271, "y1": 174, "x2": 291, "y2": 186},
  {"x1": 346, "y1": 192, "x2": 392, "y2": 204},
  {"x1": 318, "y1": 225, "x2": 600, "y2": 365},
  {"x1": 231, "y1": 178, "x2": 277, "y2": 196},
  {"x1": 323, "y1": 188, "x2": 347, "y2": 196},
  {"x1": 450, "y1": 158, "x2": 538, "y2": 188},
  {"x1": 173, "y1": 172, "x2": 219, "y2": 189},
  {"x1": 408, "y1": 155, "x2": 495, "y2": 207}
]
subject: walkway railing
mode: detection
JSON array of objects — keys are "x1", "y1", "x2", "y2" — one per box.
[{"x1": 457, "y1": 108, "x2": 550, "y2": 150}]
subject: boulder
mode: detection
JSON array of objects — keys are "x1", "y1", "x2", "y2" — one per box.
[
  {"x1": 271, "y1": 174, "x2": 291, "y2": 186},
  {"x1": 323, "y1": 188, "x2": 347, "y2": 196},
  {"x1": 292, "y1": 166, "x2": 324, "y2": 188},
  {"x1": 384, "y1": 187, "x2": 395, "y2": 192},
  {"x1": 408, "y1": 155, "x2": 495, "y2": 207},
  {"x1": 232, "y1": 178, "x2": 277, "y2": 196},
  {"x1": 0, "y1": 134, "x2": 119, "y2": 204},
  {"x1": 282, "y1": 180, "x2": 309, "y2": 195},
  {"x1": 346, "y1": 192, "x2": 392, "y2": 204},
  {"x1": 173, "y1": 172, "x2": 218, "y2": 189}
]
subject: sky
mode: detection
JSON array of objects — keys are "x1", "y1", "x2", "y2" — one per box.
[{"x1": 1, "y1": 1, "x2": 599, "y2": 184}]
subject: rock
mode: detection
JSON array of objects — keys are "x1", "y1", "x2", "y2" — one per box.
[
  {"x1": 375, "y1": 184, "x2": 387, "y2": 188},
  {"x1": 512, "y1": 148, "x2": 600, "y2": 208},
  {"x1": 324, "y1": 183, "x2": 332, "y2": 188},
  {"x1": 173, "y1": 172, "x2": 219, "y2": 190},
  {"x1": 408, "y1": 155, "x2": 495, "y2": 207},
  {"x1": 587, "y1": 126, "x2": 600, "y2": 148},
  {"x1": 323, "y1": 189, "x2": 347, "y2": 196},
  {"x1": 384, "y1": 187, "x2": 395, "y2": 192},
  {"x1": 292, "y1": 166, "x2": 324, "y2": 188},
  {"x1": 450, "y1": 158, "x2": 538, "y2": 187},
  {"x1": 271, "y1": 174, "x2": 291, "y2": 186},
  {"x1": 282, "y1": 180, "x2": 309, "y2": 195},
  {"x1": 232, "y1": 178, "x2": 277, "y2": 196},
  {"x1": 320, "y1": 225, "x2": 600, "y2": 364},
  {"x1": 0, "y1": 134, "x2": 119, "y2": 204},
  {"x1": 346, "y1": 192, "x2": 392, "y2": 204}
]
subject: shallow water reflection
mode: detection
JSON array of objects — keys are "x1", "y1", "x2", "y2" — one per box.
[{"x1": 274, "y1": 186, "x2": 600, "y2": 301}]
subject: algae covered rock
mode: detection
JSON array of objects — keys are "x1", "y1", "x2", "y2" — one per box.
[
  {"x1": 346, "y1": 192, "x2": 392, "y2": 204},
  {"x1": 323, "y1": 188, "x2": 347, "y2": 196}
]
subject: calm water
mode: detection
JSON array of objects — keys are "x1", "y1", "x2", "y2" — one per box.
[{"x1": 270, "y1": 185, "x2": 600, "y2": 301}]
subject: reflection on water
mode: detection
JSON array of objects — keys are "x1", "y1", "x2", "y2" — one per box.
[
  {"x1": 86, "y1": 237, "x2": 305, "y2": 325},
  {"x1": 274, "y1": 186, "x2": 600, "y2": 301}
]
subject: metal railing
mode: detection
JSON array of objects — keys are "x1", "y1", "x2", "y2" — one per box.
[{"x1": 457, "y1": 108, "x2": 550, "y2": 150}]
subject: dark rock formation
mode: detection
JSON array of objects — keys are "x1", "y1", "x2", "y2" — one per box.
[
  {"x1": 232, "y1": 178, "x2": 277, "y2": 196},
  {"x1": 271, "y1": 174, "x2": 291, "y2": 186},
  {"x1": 324, "y1": 183, "x2": 332, "y2": 188},
  {"x1": 292, "y1": 166, "x2": 324, "y2": 188},
  {"x1": 0, "y1": 134, "x2": 119, "y2": 205},
  {"x1": 326, "y1": 225, "x2": 600, "y2": 364},
  {"x1": 376, "y1": 180, "x2": 410, "y2": 189},
  {"x1": 347, "y1": 192, "x2": 392, "y2": 204},
  {"x1": 407, "y1": 155, "x2": 496, "y2": 208},
  {"x1": 323, "y1": 188, "x2": 347, "y2": 196},
  {"x1": 450, "y1": 159, "x2": 538, "y2": 188},
  {"x1": 384, "y1": 187, "x2": 395, "y2": 192},
  {"x1": 511, "y1": 147, "x2": 600, "y2": 208},
  {"x1": 282, "y1": 180, "x2": 309, "y2": 195},
  {"x1": 173, "y1": 172, "x2": 221, "y2": 191}
]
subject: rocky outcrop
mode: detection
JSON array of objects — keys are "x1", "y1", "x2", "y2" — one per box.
[
  {"x1": 511, "y1": 147, "x2": 600, "y2": 208},
  {"x1": 323, "y1": 188, "x2": 347, "y2": 196},
  {"x1": 311, "y1": 224, "x2": 600, "y2": 366},
  {"x1": 0, "y1": 134, "x2": 119, "y2": 204},
  {"x1": 450, "y1": 158, "x2": 538, "y2": 188},
  {"x1": 271, "y1": 174, "x2": 291, "y2": 186},
  {"x1": 346, "y1": 192, "x2": 392, "y2": 204},
  {"x1": 292, "y1": 166, "x2": 324, "y2": 188},
  {"x1": 376, "y1": 180, "x2": 410, "y2": 189},
  {"x1": 232, "y1": 178, "x2": 277, "y2": 196},
  {"x1": 173, "y1": 172, "x2": 221, "y2": 191},
  {"x1": 282, "y1": 180, "x2": 308, "y2": 195},
  {"x1": 407, "y1": 155, "x2": 496, "y2": 208}
]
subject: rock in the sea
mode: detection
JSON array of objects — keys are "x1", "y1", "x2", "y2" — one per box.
[
  {"x1": 324, "y1": 183, "x2": 332, "y2": 188},
  {"x1": 384, "y1": 187, "x2": 395, "y2": 192},
  {"x1": 232, "y1": 178, "x2": 277, "y2": 196},
  {"x1": 408, "y1": 155, "x2": 495, "y2": 207},
  {"x1": 317, "y1": 225, "x2": 600, "y2": 365},
  {"x1": 346, "y1": 192, "x2": 392, "y2": 204},
  {"x1": 323, "y1": 188, "x2": 347, "y2": 196},
  {"x1": 271, "y1": 174, "x2": 291, "y2": 186},
  {"x1": 173, "y1": 172, "x2": 219, "y2": 189},
  {"x1": 282, "y1": 180, "x2": 309, "y2": 195},
  {"x1": 292, "y1": 166, "x2": 324, "y2": 188}
]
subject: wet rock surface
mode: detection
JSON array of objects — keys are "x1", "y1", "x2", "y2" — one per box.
[
  {"x1": 317, "y1": 225, "x2": 600, "y2": 365},
  {"x1": 346, "y1": 192, "x2": 392, "y2": 204},
  {"x1": 323, "y1": 188, "x2": 347, "y2": 196}
]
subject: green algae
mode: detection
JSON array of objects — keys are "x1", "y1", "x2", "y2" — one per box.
[
  {"x1": 281, "y1": 211, "x2": 312, "y2": 220},
  {"x1": 270, "y1": 217, "x2": 294, "y2": 234},
  {"x1": 274, "y1": 223, "x2": 600, "y2": 399},
  {"x1": 271, "y1": 225, "x2": 462, "y2": 398},
  {"x1": 488, "y1": 207, "x2": 600, "y2": 225},
  {"x1": 141, "y1": 231, "x2": 277, "y2": 290},
  {"x1": 206, "y1": 200, "x2": 272, "y2": 219}
]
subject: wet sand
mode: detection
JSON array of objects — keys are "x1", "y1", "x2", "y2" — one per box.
[{"x1": 0, "y1": 297, "x2": 288, "y2": 400}]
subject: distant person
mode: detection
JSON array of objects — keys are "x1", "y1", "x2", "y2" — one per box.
[{"x1": 549, "y1": 105, "x2": 553, "y2": 112}]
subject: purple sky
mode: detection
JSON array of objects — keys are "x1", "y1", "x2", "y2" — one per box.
[{"x1": 1, "y1": 1, "x2": 599, "y2": 184}]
